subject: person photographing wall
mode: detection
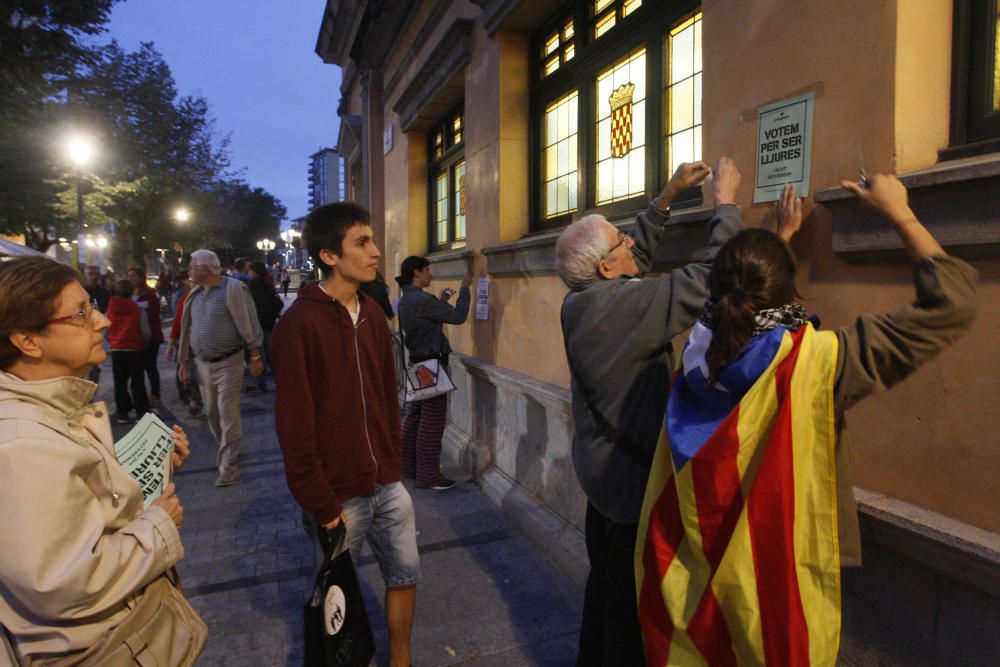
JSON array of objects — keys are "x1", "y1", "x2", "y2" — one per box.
[{"x1": 396, "y1": 258, "x2": 473, "y2": 490}]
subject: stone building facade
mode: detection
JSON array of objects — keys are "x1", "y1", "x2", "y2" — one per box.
[{"x1": 316, "y1": 1, "x2": 1000, "y2": 662}]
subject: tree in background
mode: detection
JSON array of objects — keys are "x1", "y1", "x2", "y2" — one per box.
[{"x1": 0, "y1": 0, "x2": 119, "y2": 250}]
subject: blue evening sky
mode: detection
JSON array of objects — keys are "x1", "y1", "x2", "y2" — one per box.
[{"x1": 104, "y1": 0, "x2": 343, "y2": 225}]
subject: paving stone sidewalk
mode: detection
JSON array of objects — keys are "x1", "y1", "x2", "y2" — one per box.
[{"x1": 95, "y1": 322, "x2": 582, "y2": 666}]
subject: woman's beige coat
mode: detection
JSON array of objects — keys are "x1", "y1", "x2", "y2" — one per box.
[{"x1": 0, "y1": 372, "x2": 182, "y2": 661}]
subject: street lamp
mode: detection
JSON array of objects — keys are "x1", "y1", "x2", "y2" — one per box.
[
  {"x1": 175, "y1": 208, "x2": 190, "y2": 223},
  {"x1": 66, "y1": 135, "x2": 95, "y2": 269},
  {"x1": 256, "y1": 238, "x2": 275, "y2": 262},
  {"x1": 280, "y1": 229, "x2": 301, "y2": 268}
]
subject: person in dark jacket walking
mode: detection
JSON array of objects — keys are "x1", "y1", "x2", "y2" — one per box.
[
  {"x1": 396, "y1": 258, "x2": 473, "y2": 490},
  {"x1": 247, "y1": 261, "x2": 282, "y2": 392},
  {"x1": 272, "y1": 202, "x2": 418, "y2": 667},
  {"x1": 83, "y1": 265, "x2": 112, "y2": 385},
  {"x1": 106, "y1": 279, "x2": 151, "y2": 422}
]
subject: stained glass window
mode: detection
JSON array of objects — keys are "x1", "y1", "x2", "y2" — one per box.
[
  {"x1": 593, "y1": 0, "x2": 642, "y2": 39},
  {"x1": 454, "y1": 161, "x2": 467, "y2": 240},
  {"x1": 542, "y1": 91, "x2": 579, "y2": 218},
  {"x1": 434, "y1": 173, "x2": 448, "y2": 245},
  {"x1": 542, "y1": 19, "x2": 575, "y2": 78},
  {"x1": 595, "y1": 49, "x2": 646, "y2": 206},
  {"x1": 665, "y1": 12, "x2": 702, "y2": 177},
  {"x1": 429, "y1": 105, "x2": 466, "y2": 248}
]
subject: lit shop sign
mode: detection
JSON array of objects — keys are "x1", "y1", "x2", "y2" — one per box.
[{"x1": 753, "y1": 92, "x2": 814, "y2": 203}]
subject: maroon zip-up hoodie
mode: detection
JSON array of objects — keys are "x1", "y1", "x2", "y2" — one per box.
[{"x1": 271, "y1": 283, "x2": 401, "y2": 524}]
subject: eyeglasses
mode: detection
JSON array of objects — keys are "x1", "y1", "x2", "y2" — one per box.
[
  {"x1": 602, "y1": 231, "x2": 632, "y2": 260},
  {"x1": 47, "y1": 299, "x2": 100, "y2": 327}
]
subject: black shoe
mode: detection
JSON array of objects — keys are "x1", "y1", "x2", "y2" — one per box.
[{"x1": 113, "y1": 412, "x2": 132, "y2": 424}]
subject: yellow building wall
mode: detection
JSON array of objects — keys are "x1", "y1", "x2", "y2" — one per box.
[{"x1": 373, "y1": 0, "x2": 1000, "y2": 532}]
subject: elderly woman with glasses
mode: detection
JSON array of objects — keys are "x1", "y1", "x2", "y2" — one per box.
[{"x1": 0, "y1": 257, "x2": 205, "y2": 665}]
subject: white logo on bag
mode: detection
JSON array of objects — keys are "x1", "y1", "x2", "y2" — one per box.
[{"x1": 323, "y1": 585, "x2": 346, "y2": 635}]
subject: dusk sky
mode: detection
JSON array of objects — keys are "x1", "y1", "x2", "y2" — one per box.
[{"x1": 104, "y1": 0, "x2": 343, "y2": 225}]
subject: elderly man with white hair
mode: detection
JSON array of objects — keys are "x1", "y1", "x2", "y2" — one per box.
[
  {"x1": 177, "y1": 249, "x2": 264, "y2": 487},
  {"x1": 557, "y1": 157, "x2": 744, "y2": 665}
]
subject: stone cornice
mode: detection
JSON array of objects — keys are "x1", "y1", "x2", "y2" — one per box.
[
  {"x1": 481, "y1": 206, "x2": 717, "y2": 277},
  {"x1": 384, "y1": 0, "x2": 453, "y2": 104},
  {"x1": 814, "y1": 153, "x2": 1000, "y2": 262},
  {"x1": 392, "y1": 19, "x2": 475, "y2": 132}
]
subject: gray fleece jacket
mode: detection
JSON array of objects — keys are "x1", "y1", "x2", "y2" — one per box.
[{"x1": 561, "y1": 203, "x2": 744, "y2": 524}]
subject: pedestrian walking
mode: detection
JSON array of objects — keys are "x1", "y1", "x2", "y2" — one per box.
[
  {"x1": 247, "y1": 260, "x2": 283, "y2": 393},
  {"x1": 556, "y1": 158, "x2": 742, "y2": 666},
  {"x1": 106, "y1": 279, "x2": 151, "y2": 423},
  {"x1": 281, "y1": 268, "x2": 291, "y2": 296},
  {"x1": 396, "y1": 258, "x2": 473, "y2": 490},
  {"x1": 635, "y1": 176, "x2": 977, "y2": 664},
  {"x1": 272, "y1": 202, "x2": 418, "y2": 667},
  {"x1": 83, "y1": 264, "x2": 112, "y2": 385},
  {"x1": 176, "y1": 249, "x2": 264, "y2": 487},
  {"x1": 166, "y1": 270, "x2": 203, "y2": 417},
  {"x1": 127, "y1": 266, "x2": 164, "y2": 410},
  {"x1": 0, "y1": 257, "x2": 204, "y2": 666}
]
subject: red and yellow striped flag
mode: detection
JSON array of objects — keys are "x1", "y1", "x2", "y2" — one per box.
[{"x1": 636, "y1": 323, "x2": 841, "y2": 666}]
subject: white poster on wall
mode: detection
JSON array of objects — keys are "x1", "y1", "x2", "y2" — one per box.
[
  {"x1": 475, "y1": 277, "x2": 489, "y2": 320},
  {"x1": 753, "y1": 92, "x2": 814, "y2": 203}
]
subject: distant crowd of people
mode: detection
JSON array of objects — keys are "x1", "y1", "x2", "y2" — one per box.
[{"x1": 0, "y1": 156, "x2": 979, "y2": 666}]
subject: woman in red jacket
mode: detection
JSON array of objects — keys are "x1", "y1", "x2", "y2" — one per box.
[{"x1": 106, "y1": 279, "x2": 150, "y2": 423}]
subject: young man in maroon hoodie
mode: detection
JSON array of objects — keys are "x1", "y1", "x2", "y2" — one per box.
[{"x1": 271, "y1": 202, "x2": 417, "y2": 667}]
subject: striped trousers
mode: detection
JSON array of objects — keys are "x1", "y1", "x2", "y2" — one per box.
[{"x1": 401, "y1": 393, "x2": 448, "y2": 487}]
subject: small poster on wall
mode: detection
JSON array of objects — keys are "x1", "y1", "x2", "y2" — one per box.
[
  {"x1": 475, "y1": 277, "x2": 489, "y2": 320},
  {"x1": 753, "y1": 92, "x2": 814, "y2": 203}
]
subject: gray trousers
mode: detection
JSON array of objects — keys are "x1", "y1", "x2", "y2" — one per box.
[{"x1": 195, "y1": 353, "x2": 244, "y2": 474}]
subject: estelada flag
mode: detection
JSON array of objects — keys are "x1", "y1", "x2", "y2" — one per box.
[{"x1": 636, "y1": 321, "x2": 841, "y2": 666}]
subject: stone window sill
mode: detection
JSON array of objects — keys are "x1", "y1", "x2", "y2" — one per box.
[
  {"x1": 482, "y1": 206, "x2": 719, "y2": 277},
  {"x1": 814, "y1": 153, "x2": 1000, "y2": 262}
]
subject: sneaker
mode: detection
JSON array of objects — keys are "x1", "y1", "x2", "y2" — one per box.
[
  {"x1": 113, "y1": 412, "x2": 132, "y2": 425},
  {"x1": 188, "y1": 400, "x2": 202, "y2": 417},
  {"x1": 417, "y1": 477, "x2": 456, "y2": 491},
  {"x1": 215, "y1": 469, "x2": 240, "y2": 487}
]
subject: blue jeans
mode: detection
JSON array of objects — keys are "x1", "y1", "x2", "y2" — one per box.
[{"x1": 308, "y1": 481, "x2": 420, "y2": 588}]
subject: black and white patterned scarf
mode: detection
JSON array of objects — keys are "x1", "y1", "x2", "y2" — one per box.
[{"x1": 699, "y1": 300, "x2": 808, "y2": 335}]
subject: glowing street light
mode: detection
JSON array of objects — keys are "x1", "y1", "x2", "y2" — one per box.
[
  {"x1": 175, "y1": 208, "x2": 190, "y2": 223},
  {"x1": 66, "y1": 135, "x2": 96, "y2": 268},
  {"x1": 256, "y1": 238, "x2": 275, "y2": 262},
  {"x1": 67, "y1": 136, "x2": 93, "y2": 167}
]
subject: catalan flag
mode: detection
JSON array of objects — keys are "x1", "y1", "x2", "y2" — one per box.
[{"x1": 636, "y1": 322, "x2": 841, "y2": 666}]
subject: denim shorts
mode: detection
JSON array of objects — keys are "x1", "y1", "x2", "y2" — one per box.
[{"x1": 338, "y1": 481, "x2": 420, "y2": 588}]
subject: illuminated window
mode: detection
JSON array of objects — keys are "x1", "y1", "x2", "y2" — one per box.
[
  {"x1": 541, "y1": 19, "x2": 575, "y2": 78},
  {"x1": 665, "y1": 12, "x2": 702, "y2": 177},
  {"x1": 532, "y1": 3, "x2": 702, "y2": 229},
  {"x1": 944, "y1": 0, "x2": 1000, "y2": 158},
  {"x1": 593, "y1": 0, "x2": 643, "y2": 39},
  {"x1": 596, "y1": 50, "x2": 647, "y2": 205},
  {"x1": 429, "y1": 104, "x2": 466, "y2": 248},
  {"x1": 543, "y1": 91, "x2": 579, "y2": 218},
  {"x1": 434, "y1": 174, "x2": 448, "y2": 245},
  {"x1": 454, "y1": 161, "x2": 467, "y2": 240}
]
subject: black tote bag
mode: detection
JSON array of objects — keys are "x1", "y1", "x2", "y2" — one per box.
[{"x1": 303, "y1": 524, "x2": 376, "y2": 666}]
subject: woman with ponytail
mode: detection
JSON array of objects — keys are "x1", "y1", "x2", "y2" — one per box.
[
  {"x1": 396, "y1": 257, "x2": 474, "y2": 490},
  {"x1": 636, "y1": 176, "x2": 977, "y2": 665}
]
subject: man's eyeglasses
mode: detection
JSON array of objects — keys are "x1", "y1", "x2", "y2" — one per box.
[
  {"x1": 47, "y1": 299, "x2": 100, "y2": 327},
  {"x1": 602, "y1": 231, "x2": 631, "y2": 260}
]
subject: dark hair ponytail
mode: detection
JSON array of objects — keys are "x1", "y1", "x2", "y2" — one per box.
[
  {"x1": 705, "y1": 229, "x2": 800, "y2": 382},
  {"x1": 396, "y1": 255, "x2": 429, "y2": 287}
]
